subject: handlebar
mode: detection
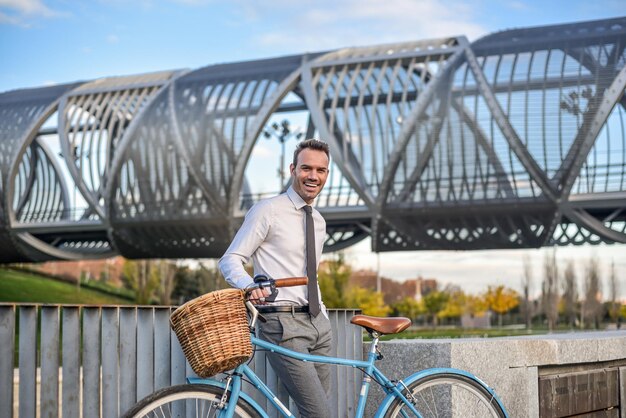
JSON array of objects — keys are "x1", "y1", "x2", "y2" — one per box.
[
  {"x1": 274, "y1": 277, "x2": 308, "y2": 288},
  {"x1": 244, "y1": 276, "x2": 308, "y2": 327},
  {"x1": 244, "y1": 276, "x2": 308, "y2": 296}
]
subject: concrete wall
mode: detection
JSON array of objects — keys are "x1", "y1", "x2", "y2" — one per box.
[{"x1": 366, "y1": 330, "x2": 626, "y2": 417}]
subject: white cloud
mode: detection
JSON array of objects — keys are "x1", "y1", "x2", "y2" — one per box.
[
  {"x1": 251, "y1": 143, "x2": 272, "y2": 157},
  {"x1": 339, "y1": 238, "x2": 626, "y2": 299},
  {"x1": 0, "y1": 0, "x2": 54, "y2": 15},
  {"x1": 0, "y1": 0, "x2": 65, "y2": 25},
  {"x1": 238, "y1": 0, "x2": 488, "y2": 53},
  {"x1": 107, "y1": 34, "x2": 120, "y2": 44}
]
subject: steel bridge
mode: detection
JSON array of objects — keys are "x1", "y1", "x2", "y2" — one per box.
[{"x1": 1, "y1": 17, "x2": 625, "y2": 263}]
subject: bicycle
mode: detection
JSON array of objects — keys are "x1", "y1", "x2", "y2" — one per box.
[{"x1": 123, "y1": 277, "x2": 509, "y2": 418}]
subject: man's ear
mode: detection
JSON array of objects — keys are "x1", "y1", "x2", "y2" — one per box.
[{"x1": 289, "y1": 163, "x2": 295, "y2": 175}]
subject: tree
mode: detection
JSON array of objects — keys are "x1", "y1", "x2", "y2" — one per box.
[
  {"x1": 196, "y1": 261, "x2": 226, "y2": 294},
  {"x1": 171, "y1": 265, "x2": 197, "y2": 303},
  {"x1": 422, "y1": 290, "x2": 449, "y2": 327},
  {"x1": 521, "y1": 254, "x2": 534, "y2": 329},
  {"x1": 318, "y1": 252, "x2": 351, "y2": 308},
  {"x1": 438, "y1": 285, "x2": 466, "y2": 323},
  {"x1": 465, "y1": 294, "x2": 489, "y2": 318},
  {"x1": 582, "y1": 255, "x2": 603, "y2": 329},
  {"x1": 561, "y1": 260, "x2": 578, "y2": 328},
  {"x1": 171, "y1": 262, "x2": 226, "y2": 304},
  {"x1": 346, "y1": 287, "x2": 390, "y2": 317},
  {"x1": 390, "y1": 297, "x2": 424, "y2": 320},
  {"x1": 608, "y1": 261, "x2": 620, "y2": 324},
  {"x1": 155, "y1": 260, "x2": 177, "y2": 305},
  {"x1": 541, "y1": 249, "x2": 559, "y2": 331},
  {"x1": 484, "y1": 285, "x2": 520, "y2": 327},
  {"x1": 122, "y1": 259, "x2": 159, "y2": 304}
]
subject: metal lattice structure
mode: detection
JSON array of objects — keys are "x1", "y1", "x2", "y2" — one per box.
[{"x1": 1, "y1": 17, "x2": 625, "y2": 262}]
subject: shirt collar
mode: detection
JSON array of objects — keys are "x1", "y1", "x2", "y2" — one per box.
[{"x1": 286, "y1": 186, "x2": 309, "y2": 210}]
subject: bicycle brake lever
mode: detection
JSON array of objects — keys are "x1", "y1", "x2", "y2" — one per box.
[{"x1": 264, "y1": 285, "x2": 278, "y2": 302}]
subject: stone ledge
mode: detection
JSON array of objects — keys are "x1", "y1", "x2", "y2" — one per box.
[{"x1": 366, "y1": 330, "x2": 626, "y2": 418}]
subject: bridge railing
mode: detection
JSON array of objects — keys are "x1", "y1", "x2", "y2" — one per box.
[{"x1": 0, "y1": 303, "x2": 362, "y2": 418}]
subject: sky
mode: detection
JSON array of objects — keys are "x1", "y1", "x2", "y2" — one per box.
[{"x1": 1, "y1": 0, "x2": 625, "y2": 298}]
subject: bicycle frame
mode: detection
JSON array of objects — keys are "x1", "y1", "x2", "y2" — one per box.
[
  {"x1": 161, "y1": 281, "x2": 508, "y2": 418},
  {"x1": 186, "y1": 333, "x2": 506, "y2": 418}
]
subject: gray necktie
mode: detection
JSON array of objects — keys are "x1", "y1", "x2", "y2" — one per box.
[{"x1": 303, "y1": 205, "x2": 321, "y2": 316}]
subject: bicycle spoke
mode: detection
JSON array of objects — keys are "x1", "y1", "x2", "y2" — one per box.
[
  {"x1": 122, "y1": 385, "x2": 261, "y2": 418},
  {"x1": 383, "y1": 374, "x2": 506, "y2": 418}
]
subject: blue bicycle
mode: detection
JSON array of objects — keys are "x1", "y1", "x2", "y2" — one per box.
[{"x1": 124, "y1": 277, "x2": 508, "y2": 418}]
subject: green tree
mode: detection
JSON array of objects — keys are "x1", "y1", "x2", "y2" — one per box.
[
  {"x1": 171, "y1": 263, "x2": 225, "y2": 304},
  {"x1": 423, "y1": 290, "x2": 449, "y2": 327},
  {"x1": 196, "y1": 262, "x2": 226, "y2": 294},
  {"x1": 391, "y1": 297, "x2": 424, "y2": 320},
  {"x1": 484, "y1": 285, "x2": 520, "y2": 327},
  {"x1": 465, "y1": 294, "x2": 489, "y2": 318},
  {"x1": 346, "y1": 287, "x2": 391, "y2": 317},
  {"x1": 438, "y1": 286, "x2": 466, "y2": 322},
  {"x1": 318, "y1": 253, "x2": 351, "y2": 308},
  {"x1": 171, "y1": 265, "x2": 196, "y2": 303},
  {"x1": 122, "y1": 259, "x2": 159, "y2": 304}
]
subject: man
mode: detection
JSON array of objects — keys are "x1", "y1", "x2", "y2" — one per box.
[{"x1": 219, "y1": 139, "x2": 332, "y2": 418}]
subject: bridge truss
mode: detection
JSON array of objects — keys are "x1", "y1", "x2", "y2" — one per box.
[{"x1": 0, "y1": 17, "x2": 625, "y2": 262}]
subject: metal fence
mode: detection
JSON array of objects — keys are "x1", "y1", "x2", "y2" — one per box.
[{"x1": 0, "y1": 304, "x2": 362, "y2": 418}]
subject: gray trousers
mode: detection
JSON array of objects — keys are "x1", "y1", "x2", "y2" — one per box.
[{"x1": 258, "y1": 311, "x2": 333, "y2": 418}]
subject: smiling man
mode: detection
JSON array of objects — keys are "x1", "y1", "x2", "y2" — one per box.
[{"x1": 219, "y1": 139, "x2": 332, "y2": 418}]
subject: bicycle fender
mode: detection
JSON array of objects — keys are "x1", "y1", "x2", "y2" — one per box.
[
  {"x1": 373, "y1": 367, "x2": 508, "y2": 418},
  {"x1": 187, "y1": 377, "x2": 270, "y2": 418}
]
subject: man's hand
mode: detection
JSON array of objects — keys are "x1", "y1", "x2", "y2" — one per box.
[{"x1": 250, "y1": 288, "x2": 270, "y2": 305}]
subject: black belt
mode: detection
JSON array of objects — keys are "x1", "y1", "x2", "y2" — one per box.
[{"x1": 256, "y1": 305, "x2": 309, "y2": 314}]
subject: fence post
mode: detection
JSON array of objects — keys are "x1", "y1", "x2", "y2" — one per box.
[{"x1": 0, "y1": 305, "x2": 15, "y2": 418}]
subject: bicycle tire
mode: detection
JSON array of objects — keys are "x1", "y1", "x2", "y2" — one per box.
[
  {"x1": 382, "y1": 372, "x2": 507, "y2": 418},
  {"x1": 121, "y1": 384, "x2": 263, "y2": 418}
]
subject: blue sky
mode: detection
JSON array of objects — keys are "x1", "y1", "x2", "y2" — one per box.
[
  {"x1": 1, "y1": 0, "x2": 625, "y2": 93},
  {"x1": 1, "y1": 0, "x2": 625, "y2": 297}
]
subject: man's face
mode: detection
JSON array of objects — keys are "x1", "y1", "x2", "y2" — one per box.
[{"x1": 290, "y1": 148, "x2": 329, "y2": 204}]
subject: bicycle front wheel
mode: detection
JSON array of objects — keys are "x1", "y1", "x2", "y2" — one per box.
[
  {"x1": 383, "y1": 372, "x2": 507, "y2": 418},
  {"x1": 122, "y1": 384, "x2": 263, "y2": 418}
]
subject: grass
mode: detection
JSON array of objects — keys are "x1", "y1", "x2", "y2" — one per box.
[
  {"x1": 379, "y1": 327, "x2": 546, "y2": 340},
  {"x1": 0, "y1": 267, "x2": 132, "y2": 305}
]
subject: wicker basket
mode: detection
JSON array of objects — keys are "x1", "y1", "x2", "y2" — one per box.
[{"x1": 170, "y1": 289, "x2": 252, "y2": 377}]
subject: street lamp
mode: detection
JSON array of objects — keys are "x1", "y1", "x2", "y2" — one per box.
[{"x1": 263, "y1": 119, "x2": 304, "y2": 191}]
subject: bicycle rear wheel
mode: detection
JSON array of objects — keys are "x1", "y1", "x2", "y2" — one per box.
[
  {"x1": 122, "y1": 384, "x2": 263, "y2": 418},
  {"x1": 383, "y1": 372, "x2": 507, "y2": 418}
]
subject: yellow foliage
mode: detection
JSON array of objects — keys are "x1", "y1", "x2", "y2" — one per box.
[
  {"x1": 346, "y1": 286, "x2": 391, "y2": 317},
  {"x1": 484, "y1": 285, "x2": 519, "y2": 315},
  {"x1": 438, "y1": 289, "x2": 465, "y2": 319}
]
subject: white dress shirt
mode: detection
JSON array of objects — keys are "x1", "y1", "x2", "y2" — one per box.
[{"x1": 219, "y1": 186, "x2": 326, "y2": 310}]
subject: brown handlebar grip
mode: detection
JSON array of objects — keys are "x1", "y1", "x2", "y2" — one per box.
[{"x1": 274, "y1": 277, "x2": 308, "y2": 287}]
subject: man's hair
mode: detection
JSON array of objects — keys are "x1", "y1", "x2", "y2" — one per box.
[{"x1": 292, "y1": 139, "x2": 330, "y2": 166}]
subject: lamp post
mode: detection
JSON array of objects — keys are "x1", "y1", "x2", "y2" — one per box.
[{"x1": 263, "y1": 119, "x2": 303, "y2": 191}]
